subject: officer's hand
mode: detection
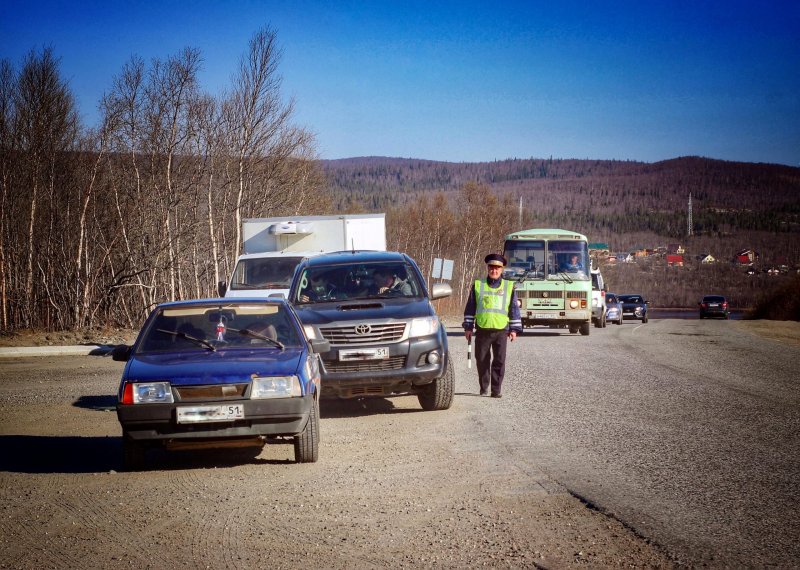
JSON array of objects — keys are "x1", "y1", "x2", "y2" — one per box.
[
  {"x1": 508, "y1": 331, "x2": 517, "y2": 342},
  {"x1": 465, "y1": 330, "x2": 472, "y2": 342}
]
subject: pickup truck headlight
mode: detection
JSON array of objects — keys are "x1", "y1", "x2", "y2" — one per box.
[
  {"x1": 123, "y1": 381, "x2": 174, "y2": 404},
  {"x1": 409, "y1": 317, "x2": 439, "y2": 338},
  {"x1": 251, "y1": 375, "x2": 302, "y2": 399}
]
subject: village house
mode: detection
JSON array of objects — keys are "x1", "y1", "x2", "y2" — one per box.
[
  {"x1": 589, "y1": 242, "x2": 610, "y2": 256},
  {"x1": 666, "y1": 254, "x2": 684, "y2": 267},
  {"x1": 667, "y1": 243, "x2": 685, "y2": 255},
  {"x1": 696, "y1": 254, "x2": 716, "y2": 264},
  {"x1": 734, "y1": 249, "x2": 759, "y2": 265}
]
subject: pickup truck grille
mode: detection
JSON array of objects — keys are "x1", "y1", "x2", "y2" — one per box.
[
  {"x1": 319, "y1": 323, "x2": 406, "y2": 345},
  {"x1": 325, "y1": 356, "x2": 406, "y2": 373}
]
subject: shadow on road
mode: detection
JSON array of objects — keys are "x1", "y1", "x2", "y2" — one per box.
[
  {"x1": 73, "y1": 394, "x2": 117, "y2": 411},
  {"x1": 320, "y1": 397, "x2": 418, "y2": 418},
  {"x1": 0, "y1": 435, "x2": 122, "y2": 473},
  {"x1": 0, "y1": 435, "x2": 296, "y2": 474}
]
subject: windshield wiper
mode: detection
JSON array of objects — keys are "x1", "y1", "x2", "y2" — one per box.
[
  {"x1": 556, "y1": 271, "x2": 573, "y2": 283},
  {"x1": 156, "y1": 328, "x2": 216, "y2": 351},
  {"x1": 230, "y1": 327, "x2": 285, "y2": 350}
]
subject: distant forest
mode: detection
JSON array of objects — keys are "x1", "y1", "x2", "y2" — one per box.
[
  {"x1": 324, "y1": 156, "x2": 799, "y2": 250},
  {"x1": 322, "y1": 156, "x2": 800, "y2": 314}
]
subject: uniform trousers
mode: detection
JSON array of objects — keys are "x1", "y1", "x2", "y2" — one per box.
[{"x1": 474, "y1": 327, "x2": 508, "y2": 395}]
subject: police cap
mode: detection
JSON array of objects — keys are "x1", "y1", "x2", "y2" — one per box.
[{"x1": 484, "y1": 253, "x2": 507, "y2": 267}]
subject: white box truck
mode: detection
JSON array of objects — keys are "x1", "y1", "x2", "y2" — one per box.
[{"x1": 219, "y1": 214, "x2": 386, "y2": 299}]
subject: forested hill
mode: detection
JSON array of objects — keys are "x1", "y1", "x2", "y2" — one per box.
[{"x1": 322, "y1": 155, "x2": 799, "y2": 217}]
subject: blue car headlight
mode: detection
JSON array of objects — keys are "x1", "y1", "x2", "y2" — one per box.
[
  {"x1": 251, "y1": 376, "x2": 302, "y2": 399},
  {"x1": 128, "y1": 381, "x2": 174, "y2": 404}
]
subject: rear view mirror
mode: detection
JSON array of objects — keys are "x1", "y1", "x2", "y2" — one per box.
[
  {"x1": 207, "y1": 310, "x2": 236, "y2": 323},
  {"x1": 430, "y1": 283, "x2": 452, "y2": 300}
]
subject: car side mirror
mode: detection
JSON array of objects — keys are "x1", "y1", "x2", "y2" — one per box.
[
  {"x1": 111, "y1": 344, "x2": 132, "y2": 362},
  {"x1": 309, "y1": 338, "x2": 330, "y2": 354},
  {"x1": 217, "y1": 281, "x2": 227, "y2": 297},
  {"x1": 430, "y1": 283, "x2": 452, "y2": 300}
]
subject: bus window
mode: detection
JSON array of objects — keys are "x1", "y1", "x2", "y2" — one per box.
[{"x1": 504, "y1": 240, "x2": 545, "y2": 278}]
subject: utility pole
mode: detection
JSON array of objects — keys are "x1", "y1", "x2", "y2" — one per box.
[{"x1": 687, "y1": 193, "x2": 693, "y2": 237}]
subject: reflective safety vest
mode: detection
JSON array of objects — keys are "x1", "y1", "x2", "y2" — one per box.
[{"x1": 474, "y1": 279, "x2": 513, "y2": 329}]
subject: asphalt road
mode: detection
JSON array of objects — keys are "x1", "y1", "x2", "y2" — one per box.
[{"x1": 473, "y1": 317, "x2": 800, "y2": 567}]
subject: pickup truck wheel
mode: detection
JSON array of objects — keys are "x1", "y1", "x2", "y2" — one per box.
[
  {"x1": 122, "y1": 434, "x2": 146, "y2": 471},
  {"x1": 294, "y1": 399, "x2": 319, "y2": 463},
  {"x1": 601, "y1": 314, "x2": 607, "y2": 328},
  {"x1": 579, "y1": 322, "x2": 590, "y2": 336},
  {"x1": 615, "y1": 318, "x2": 622, "y2": 325},
  {"x1": 418, "y1": 357, "x2": 454, "y2": 411}
]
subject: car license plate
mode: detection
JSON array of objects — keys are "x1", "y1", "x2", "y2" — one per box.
[
  {"x1": 339, "y1": 347, "x2": 390, "y2": 361},
  {"x1": 176, "y1": 404, "x2": 245, "y2": 424},
  {"x1": 534, "y1": 313, "x2": 556, "y2": 319},
  {"x1": 709, "y1": 303, "x2": 719, "y2": 307}
]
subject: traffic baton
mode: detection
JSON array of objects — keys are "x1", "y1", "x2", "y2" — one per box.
[{"x1": 467, "y1": 335, "x2": 472, "y2": 368}]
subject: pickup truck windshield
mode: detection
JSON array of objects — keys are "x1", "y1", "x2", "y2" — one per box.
[{"x1": 294, "y1": 262, "x2": 421, "y2": 304}]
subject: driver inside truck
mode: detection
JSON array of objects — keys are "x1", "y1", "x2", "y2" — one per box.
[{"x1": 299, "y1": 272, "x2": 337, "y2": 302}]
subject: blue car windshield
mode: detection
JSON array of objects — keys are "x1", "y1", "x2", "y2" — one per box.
[{"x1": 137, "y1": 303, "x2": 303, "y2": 353}]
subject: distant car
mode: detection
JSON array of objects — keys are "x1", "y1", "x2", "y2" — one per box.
[
  {"x1": 699, "y1": 295, "x2": 730, "y2": 319},
  {"x1": 605, "y1": 293, "x2": 623, "y2": 325},
  {"x1": 113, "y1": 298, "x2": 330, "y2": 469},
  {"x1": 618, "y1": 294, "x2": 649, "y2": 323}
]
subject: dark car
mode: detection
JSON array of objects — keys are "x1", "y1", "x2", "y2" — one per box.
[
  {"x1": 289, "y1": 251, "x2": 454, "y2": 410},
  {"x1": 699, "y1": 295, "x2": 730, "y2": 319},
  {"x1": 618, "y1": 294, "x2": 649, "y2": 323},
  {"x1": 114, "y1": 298, "x2": 329, "y2": 469},
  {"x1": 605, "y1": 292, "x2": 623, "y2": 325}
]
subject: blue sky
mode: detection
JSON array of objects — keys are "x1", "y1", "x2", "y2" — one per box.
[{"x1": 2, "y1": 0, "x2": 799, "y2": 165}]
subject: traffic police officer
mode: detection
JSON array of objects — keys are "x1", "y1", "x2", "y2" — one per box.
[{"x1": 462, "y1": 253, "x2": 522, "y2": 398}]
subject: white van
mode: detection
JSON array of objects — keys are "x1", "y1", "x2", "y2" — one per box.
[{"x1": 591, "y1": 268, "x2": 607, "y2": 328}]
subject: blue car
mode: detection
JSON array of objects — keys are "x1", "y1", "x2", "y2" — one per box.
[
  {"x1": 113, "y1": 298, "x2": 329, "y2": 469},
  {"x1": 618, "y1": 294, "x2": 649, "y2": 323}
]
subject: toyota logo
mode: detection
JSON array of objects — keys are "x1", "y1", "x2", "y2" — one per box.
[{"x1": 354, "y1": 324, "x2": 372, "y2": 335}]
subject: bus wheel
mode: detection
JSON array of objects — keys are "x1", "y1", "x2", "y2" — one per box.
[
  {"x1": 568, "y1": 324, "x2": 578, "y2": 334},
  {"x1": 579, "y1": 322, "x2": 590, "y2": 336}
]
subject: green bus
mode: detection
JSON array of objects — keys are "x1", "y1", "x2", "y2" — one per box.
[{"x1": 503, "y1": 228, "x2": 592, "y2": 335}]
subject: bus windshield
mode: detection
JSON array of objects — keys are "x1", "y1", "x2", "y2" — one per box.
[{"x1": 504, "y1": 239, "x2": 589, "y2": 281}]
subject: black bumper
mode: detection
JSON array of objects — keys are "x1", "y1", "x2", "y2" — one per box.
[
  {"x1": 318, "y1": 335, "x2": 447, "y2": 398},
  {"x1": 117, "y1": 395, "x2": 313, "y2": 441}
]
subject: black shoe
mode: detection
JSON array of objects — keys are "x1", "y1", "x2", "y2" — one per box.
[
  {"x1": 479, "y1": 389, "x2": 488, "y2": 396},
  {"x1": 491, "y1": 393, "x2": 502, "y2": 398}
]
